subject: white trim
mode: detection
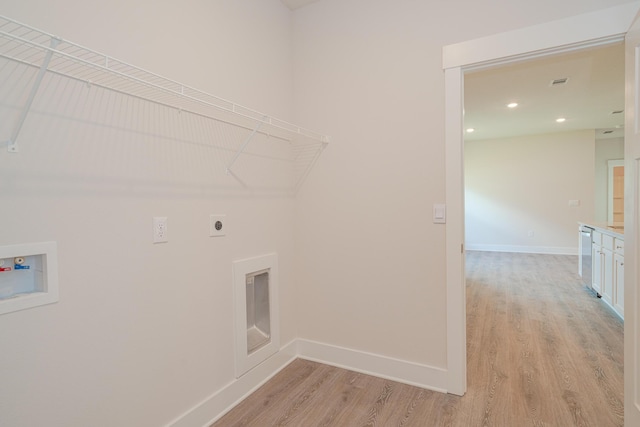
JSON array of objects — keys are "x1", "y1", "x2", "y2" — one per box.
[
  {"x1": 466, "y1": 245, "x2": 577, "y2": 256},
  {"x1": 444, "y1": 66, "x2": 466, "y2": 396},
  {"x1": 297, "y1": 339, "x2": 448, "y2": 393},
  {"x1": 166, "y1": 338, "x2": 450, "y2": 426},
  {"x1": 624, "y1": 13, "x2": 640, "y2": 424},
  {"x1": 443, "y1": 1, "x2": 640, "y2": 399},
  {"x1": 167, "y1": 340, "x2": 298, "y2": 427},
  {"x1": 442, "y1": 3, "x2": 639, "y2": 70}
]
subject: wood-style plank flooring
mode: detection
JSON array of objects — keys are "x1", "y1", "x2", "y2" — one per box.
[{"x1": 212, "y1": 251, "x2": 624, "y2": 426}]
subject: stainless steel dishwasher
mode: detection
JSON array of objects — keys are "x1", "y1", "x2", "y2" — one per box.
[{"x1": 580, "y1": 225, "x2": 594, "y2": 290}]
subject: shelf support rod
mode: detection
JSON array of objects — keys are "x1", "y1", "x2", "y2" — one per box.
[
  {"x1": 225, "y1": 168, "x2": 248, "y2": 188},
  {"x1": 225, "y1": 117, "x2": 267, "y2": 174},
  {"x1": 293, "y1": 140, "x2": 329, "y2": 194},
  {"x1": 6, "y1": 37, "x2": 60, "y2": 153}
]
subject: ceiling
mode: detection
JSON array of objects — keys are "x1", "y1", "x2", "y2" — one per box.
[
  {"x1": 281, "y1": 0, "x2": 323, "y2": 10},
  {"x1": 464, "y1": 43, "x2": 625, "y2": 142}
]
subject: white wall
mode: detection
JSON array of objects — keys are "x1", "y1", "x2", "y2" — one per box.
[
  {"x1": 0, "y1": 1, "x2": 297, "y2": 426},
  {"x1": 291, "y1": 0, "x2": 633, "y2": 371},
  {"x1": 465, "y1": 130, "x2": 595, "y2": 254},
  {"x1": 595, "y1": 137, "x2": 625, "y2": 221},
  {"x1": 2, "y1": 0, "x2": 639, "y2": 425}
]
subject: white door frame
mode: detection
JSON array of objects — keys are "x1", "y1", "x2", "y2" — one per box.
[
  {"x1": 624, "y1": 12, "x2": 640, "y2": 425},
  {"x1": 442, "y1": 2, "x2": 640, "y2": 396}
]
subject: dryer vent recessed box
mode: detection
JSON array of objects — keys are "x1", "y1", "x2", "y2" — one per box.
[{"x1": 0, "y1": 241, "x2": 59, "y2": 315}]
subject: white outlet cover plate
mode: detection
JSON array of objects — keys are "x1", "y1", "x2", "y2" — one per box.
[
  {"x1": 210, "y1": 214, "x2": 226, "y2": 237},
  {"x1": 153, "y1": 217, "x2": 168, "y2": 243}
]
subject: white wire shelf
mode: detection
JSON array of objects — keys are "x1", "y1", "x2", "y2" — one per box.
[{"x1": 0, "y1": 14, "x2": 329, "y2": 192}]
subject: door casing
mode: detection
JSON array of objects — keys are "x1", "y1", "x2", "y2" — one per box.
[{"x1": 442, "y1": 2, "x2": 640, "y2": 396}]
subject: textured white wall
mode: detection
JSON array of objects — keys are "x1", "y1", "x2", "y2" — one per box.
[
  {"x1": 465, "y1": 130, "x2": 596, "y2": 254},
  {"x1": 291, "y1": 0, "x2": 633, "y2": 369},
  {"x1": 0, "y1": 1, "x2": 296, "y2": 426}
]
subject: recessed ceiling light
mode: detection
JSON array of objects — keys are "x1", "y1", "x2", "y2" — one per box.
[
  {"x1": 556, "y1": 117, "x2": 566, "y2": 123},
  {"x1": 466, "y1": 128, "x2": 475, "y2": 133},
  {"x1": 507, "y1": 102, "x2": 518, "y2": 108}
]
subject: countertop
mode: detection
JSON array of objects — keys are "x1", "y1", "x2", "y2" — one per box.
[{"x1": 579, "y1": 221, "x2": 624, "y2": 238}]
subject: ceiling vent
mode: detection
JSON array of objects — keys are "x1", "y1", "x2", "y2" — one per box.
[{"x1": 550, "y1": 77, "x2": 569, "y2": 86}]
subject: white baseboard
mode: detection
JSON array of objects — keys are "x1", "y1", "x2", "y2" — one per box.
[
  {"x1": 167, "y1": 338, "x2": 449, "y2": 427},
  {"x1": 166, "y1": 340, "x2": 298, "y2": 427},
  {"x1": 296, "y1": 339, "x2": 448, "y2": 393},
  {"x1": 466, "y1": 244, "x2": 577, "y2": 255}
]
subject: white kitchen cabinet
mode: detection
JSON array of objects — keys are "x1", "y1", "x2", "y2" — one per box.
[
  {"x1": 592, "y1": 231, "x2": 603, "y2": 295},
  {"x1": 586, "y1": 227, "x2": 624, "y2": 319},
  {"x1": 601, "y1": 234, "x2": 614, "y2": 306}
]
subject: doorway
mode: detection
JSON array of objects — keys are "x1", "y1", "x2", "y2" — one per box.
[
  {"x1": 442, "y1": 3, "x2": 638, "y2": 396},
  {"x1": 459, "y1": 44, "x2": 625, "y2": 425}
]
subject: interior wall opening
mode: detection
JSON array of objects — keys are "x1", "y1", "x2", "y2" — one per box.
[{"x1": 462, "y1": 40, "x2": 624, "y2": 392}]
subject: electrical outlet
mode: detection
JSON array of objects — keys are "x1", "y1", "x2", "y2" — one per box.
[
  {"x1": 210, "y1": 214, "x2": 226, "y2": 237},
  {"x1": 153, "y1": 217, "x2": 168, "y2": 243}
]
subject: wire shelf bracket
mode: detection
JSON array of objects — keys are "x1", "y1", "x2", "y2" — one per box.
[
  {"x1": 0, "y1": 14, "x2": 330, "y2": 191},
  {"x1": 5, "y1": 36, "x2": 59, "y2": 153},
  {"x1": 225, "y1": 117, "x2": 267, "y2": 176}
]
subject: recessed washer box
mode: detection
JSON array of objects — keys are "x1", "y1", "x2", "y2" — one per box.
[{"x1": 0, "y1": 241, "x2": 59, "y2": 315}]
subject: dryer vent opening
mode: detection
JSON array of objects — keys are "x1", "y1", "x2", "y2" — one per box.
[
  {"x1": 233, "y1": 253, "x2": 280, "y2": 378},
  {"x1": 246, "y1": 270, "x2": 271, "y2": 354}
]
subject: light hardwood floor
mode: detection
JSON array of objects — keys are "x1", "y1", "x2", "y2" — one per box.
[{"x1": 212, "y1": 251, "x2": 624, "y2": 426}]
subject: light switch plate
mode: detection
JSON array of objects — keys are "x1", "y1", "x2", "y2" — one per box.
[
  {"x1": 433, "y1": 204, "x2": 446, "y2": 224},
  {"x1": 210, "y1": 214, "x2": 226, "y2": 237}
]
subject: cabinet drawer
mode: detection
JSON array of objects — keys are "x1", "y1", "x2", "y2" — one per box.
[
  {"x1": 602, "y1": 233, "x2": 614, "y2": 250},
  {"x1": 592, "y1": 231, "x2": 602, "y2": 246},
  {"x1": 615, "y1": 238, "x2": 624, "y2": 255}
]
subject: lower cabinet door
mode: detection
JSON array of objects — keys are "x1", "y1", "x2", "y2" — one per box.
[
  {"x1": 602, "y1": 247, "x2": 614, "y2": 306},
  {"x1": 614, "y1": 253, "x2": 624, "y2": 317},
  {"x1": 592, "y1": 244, "x2": 603, "y2": 294}
]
